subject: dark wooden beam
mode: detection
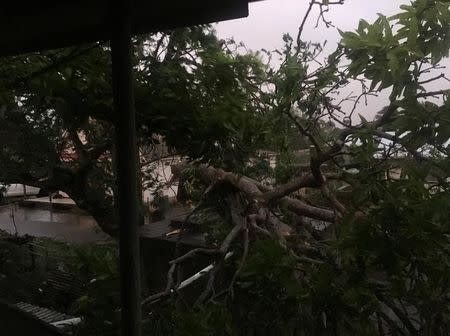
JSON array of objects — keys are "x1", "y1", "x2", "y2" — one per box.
[{"x1": 111, "y1": 0, "x2": 141, "y2": 335}]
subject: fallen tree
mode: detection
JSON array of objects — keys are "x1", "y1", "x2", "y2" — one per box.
[{"x1": 141, "y1": 1, "x2": 450, "y2": 334}]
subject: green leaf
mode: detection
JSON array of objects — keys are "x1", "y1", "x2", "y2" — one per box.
[
  {"x1": 387, "y1": 50, "x2": 399, "y2": 75},
  {"x1": 407, "y1": 16, "x2": 419, "y2": 48}
]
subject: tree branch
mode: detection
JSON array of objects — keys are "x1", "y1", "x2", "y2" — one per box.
[
  {"x1": 172, "y1": 163, "x2": 336, "y2": 223},
  {"x1": 262, "y1": 173, "x2": 319, "y2": 202},
  {"x1": 417, "y1": 89, "x2": 450, "y2": 98}
]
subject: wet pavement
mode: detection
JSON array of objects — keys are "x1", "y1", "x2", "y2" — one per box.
[{"x1": 0, "y1": 205, "x2": 110, "y2": 243}]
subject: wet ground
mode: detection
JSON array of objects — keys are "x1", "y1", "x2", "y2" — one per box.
[{"x1": 0, "y1": 205, "x2": 109, "y2": 243}]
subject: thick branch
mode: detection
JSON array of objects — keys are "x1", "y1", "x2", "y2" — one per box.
[
  {"x1": 262, "y1": 174, "x2": 319, "y2": 202},
  {"x1": 173, "y1": 163, "x2": 336, "y2": 223},
  {"x1": 280, "y1": 197, "x2": 335, "y2": 222}
]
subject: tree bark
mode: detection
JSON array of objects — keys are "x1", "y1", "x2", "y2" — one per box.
[{"x1": 172, "y1": 163, "x2": 335, "y2": 223}]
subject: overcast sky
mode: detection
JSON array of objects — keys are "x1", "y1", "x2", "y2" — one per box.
[
  {"x1": 216, "y1": 0, "x2": 408, "y2": 54},
  {"x1": 215, "y1": 0, "x2": 411, "y2": 121},
  {"x1": 217, "y1": 1, "x2": 408, "y2": 53}
]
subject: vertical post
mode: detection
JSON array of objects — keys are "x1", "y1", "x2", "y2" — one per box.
[{"x1": 111, "y1": 0, "x2": 141, "y2": 335}]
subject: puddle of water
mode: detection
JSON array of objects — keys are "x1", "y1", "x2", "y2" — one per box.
[{"x1": 0, "y1": 206, "x2": 109, "y2": 243}]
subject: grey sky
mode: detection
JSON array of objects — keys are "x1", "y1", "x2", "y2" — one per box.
[
  {"x1": 215, "y1": 0, "x2": 450, "y2": 121},
  {"x1": 216, "y1": 0, "x2": 408, "y2": 54}
]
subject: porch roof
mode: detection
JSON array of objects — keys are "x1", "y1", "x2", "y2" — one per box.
[{"x1": 0, "y1": 1, "x2": 258, "y2": 56}]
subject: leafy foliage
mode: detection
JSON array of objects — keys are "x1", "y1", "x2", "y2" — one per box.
[
  {"x1": 0, "y1": 27, "x2": 269, "y2": 234},
  {"x1": 150, "y1": 1, "x2": 450, "y2": 335}
]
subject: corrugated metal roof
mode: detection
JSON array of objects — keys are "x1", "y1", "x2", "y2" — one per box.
[
  {"x1": 44, "y1": 270, "x2": 85, "y2": 296},
  {"x1": 15, "y1": 302, "x2": 74, "y2": 324},
  {"x1": 0, "y1": 299, "x2": 64, "y2": 336}
]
